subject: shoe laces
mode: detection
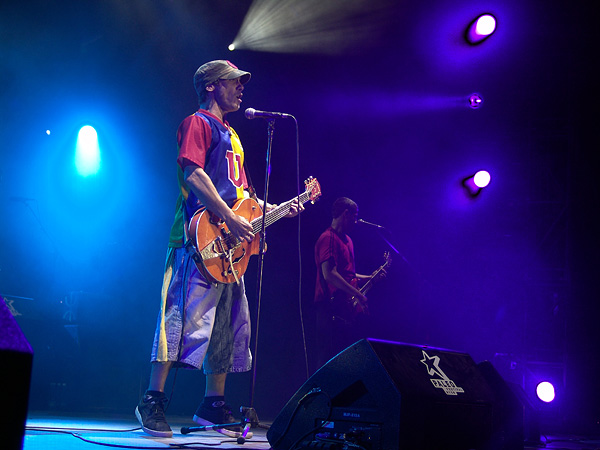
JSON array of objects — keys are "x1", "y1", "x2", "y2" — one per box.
[{"x1": 146, "y1": 395, "x2": 169, "y2": 417}]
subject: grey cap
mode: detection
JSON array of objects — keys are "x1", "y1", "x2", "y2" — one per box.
[{"x1": 193, "y1": 60, "x2": 251, "y2": 97}]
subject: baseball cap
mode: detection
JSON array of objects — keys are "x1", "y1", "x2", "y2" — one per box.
[{"x1": 193, "y1": 60, "x2": 251, "y2": 97}]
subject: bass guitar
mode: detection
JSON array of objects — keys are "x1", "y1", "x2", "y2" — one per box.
[
  {"x1": 189, "y1": 177, "x2": 321, "y2": 284},
  {"x1": 331, "y1": 251, "x2": 392, "y2": 324}
]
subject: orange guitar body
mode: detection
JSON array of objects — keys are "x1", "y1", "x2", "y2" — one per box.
[{"x1": 189, "y1": 197, "x2": 263, "y2": 284}]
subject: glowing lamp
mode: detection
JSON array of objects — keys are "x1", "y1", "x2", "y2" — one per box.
[
  {"x1": 473, "y1": 170, "x2": 491, "y2": 188},
  {"x1": 466, "y1": 13, "x2": 497, "y2": 45},
  {"x1": 462, "y1": 170, "x2": 491, "y2": 196},
  {"x1": 75, "y1": 125, "x2": 101, "y2": 177},
  {"x1": 468, "y1": 93, "x2": 483, "y2": 109},
  {"x1": 536, "y1": 381, "x2": 556, "y2": 403}
]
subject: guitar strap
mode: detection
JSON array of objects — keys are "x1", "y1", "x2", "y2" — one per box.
[
  {"x1": 243, "y1": 157, "x2": 259, "y2": 202},
  {"x1": 181, "y1": 199, "x2": 204, "y2": 271}
]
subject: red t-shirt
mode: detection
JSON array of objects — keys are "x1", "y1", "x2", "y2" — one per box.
[{"x1": 314, "y1": 227, "x2": 356, "y2": 303}]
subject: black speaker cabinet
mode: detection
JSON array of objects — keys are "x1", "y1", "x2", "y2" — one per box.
[
  {"x1": 1, "y1": 296, "x2": 34, "y2": 450},
  {"x1": 267, "y1": 338, "x2": 523, "y2": 450}
]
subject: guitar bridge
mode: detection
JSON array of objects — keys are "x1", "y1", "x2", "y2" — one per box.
[{"x1": 222, "y1": 268, "x2": 239, "y2": 277}]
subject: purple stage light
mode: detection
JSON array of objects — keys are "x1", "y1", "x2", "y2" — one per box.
[
  {"x1": 536, "y1": 381, "x2": 556, "y2": 403},
  {"x1": 473, "y1": 170, "x2": 491, "y2": 188},
  {"x1": 468, "y1": 93, "x2": 483, "y2": 109},
  {"x1": 462, "y1": 170, "x2": 491, "y2": 197},
  {"x1": 475, "y1": 14, "x2": 496, "y2": 35},
  {"x1": 466, "y1": 13, "x2": 497, "y2": 45}
]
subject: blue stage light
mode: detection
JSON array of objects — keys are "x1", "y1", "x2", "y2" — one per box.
[{"x1": 75, "y1": 125, "x2": 101, "y2": 177}]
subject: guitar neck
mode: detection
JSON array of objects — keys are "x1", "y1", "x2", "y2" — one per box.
[
  {"x1": 359, "y1": 263, "x2": 388, "y2": 295},
  {"x1": 250, "y1": 190, "x2": 311, "y2": 234},
  {"x1": 360, "y1": 275, "x2": 376, "y2": 296}
]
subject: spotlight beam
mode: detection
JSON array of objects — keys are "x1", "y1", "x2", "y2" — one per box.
[{"x1": 231, "y1": 0, "x2": 396, "y2": 54}]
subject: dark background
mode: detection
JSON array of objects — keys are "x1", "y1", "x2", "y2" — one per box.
[{"x1": 1, "y1": 0, "x2": 598, "y2": 433}]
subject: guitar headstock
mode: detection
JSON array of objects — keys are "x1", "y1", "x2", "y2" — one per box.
[
  {"x1": 383, "y1": 251, "x2": 392, "y2": 268},
  {"x1": 304, "y1": 176, "x2": 322, "y2": 204}
]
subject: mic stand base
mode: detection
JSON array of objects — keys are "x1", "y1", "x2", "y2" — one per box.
[
  {"x1": 180, "y1": 405, "x2": 269, "y2": 438},
  {"x1": 240, "y1": 406, "x2": 270, "y2": 430}
]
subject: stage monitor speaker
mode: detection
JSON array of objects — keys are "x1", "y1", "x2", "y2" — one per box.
[
  {"x1": 267, "y1": 338, "x2": 523, "y2": 450},
  {"x1": 1, "y1": 296, "x2": 34, "y2": 450}
]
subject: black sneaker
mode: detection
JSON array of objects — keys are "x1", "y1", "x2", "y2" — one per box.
[
  {"x1": 135, "y1": 391, "x2": 173, "y2": 438},
  {"x1": 193, "y1": 400, "x2": 253, "y2": 438}
]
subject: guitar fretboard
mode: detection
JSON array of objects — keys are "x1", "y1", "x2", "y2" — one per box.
[{"x1": 250, "y1": 190, "x2": 311, "y2": 234}]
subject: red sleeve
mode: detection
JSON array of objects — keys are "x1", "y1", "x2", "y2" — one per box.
[
  {"x1": 315, "y1": 231, "x2": 336, "y2": 267},
  {"x1": 176, "y1": 114, "x2": 212, "y2": 170}
]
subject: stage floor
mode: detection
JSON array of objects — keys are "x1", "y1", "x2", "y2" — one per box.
[
  {"x1": 24, "y1": 414, "x2": 272, "y2": 450},
  {"x1": 22, "y1": 413, "x2": 600, "y2": 450}
]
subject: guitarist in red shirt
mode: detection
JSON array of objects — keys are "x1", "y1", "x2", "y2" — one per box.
[{"x1": 313, "y1": 197, "x2": 386, "y2": 370}]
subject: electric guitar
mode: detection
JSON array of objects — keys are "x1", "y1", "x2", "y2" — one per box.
[
  {"x1": 331, "y1": 251, "x2": 392, "y2": 324},
  {"x1": 188, "y1": 177, "x2": 321, "y2": 284}
]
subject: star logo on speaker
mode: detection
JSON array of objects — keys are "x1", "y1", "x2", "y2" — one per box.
[
  {"x1": 3, "y1": 298, "x2": 21, "y2": 317},
  {"x1": 420, "y1": 350, "x2": 464, "y2": 396}
]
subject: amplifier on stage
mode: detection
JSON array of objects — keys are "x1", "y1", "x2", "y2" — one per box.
[{"x1": 267, "y1": 338, "x2": 524, "y2": 450}]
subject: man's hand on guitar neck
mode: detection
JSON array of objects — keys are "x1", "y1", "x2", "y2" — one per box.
[
  {"x1": 223, "y1": 196, "x2": 304, "y2": 243},
  {"x1": 263, "y1": 197, "x2": 305, "y2": 218},
  {"x1": 371, "y1": 267, "x2": 387, "y2": 281},
  {"x1": 285, "y1": 197, "x2": 304, "y2": 218}
]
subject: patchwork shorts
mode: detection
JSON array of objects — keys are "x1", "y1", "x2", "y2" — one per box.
[{"x1": 150, "y1": 246, "x2": 252, "y2": 374}]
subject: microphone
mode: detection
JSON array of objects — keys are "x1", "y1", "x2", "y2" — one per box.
[
  {"x1": 245, "y1": 108, "x2": 292, "y2": 120},
  {"x1": 358, "y1": 218, "x2": 385, "y2": 229}
]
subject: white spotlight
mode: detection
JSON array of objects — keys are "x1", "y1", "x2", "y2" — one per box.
[
  {"x1": 536, "y1": 381, "x2": 556, "y2": 403},
  {"x1": 462, "y1": 170, "x2": 491, "y2": 197},
  {"x1": 476, "y1": 14, "x2": 496, "y2": 36},
  {"x1": 473, "y1": 170, "x2": 491, "y2": 188},
  {"x1": 466, "y1": 13, "x2": 497, "y2": 45}
]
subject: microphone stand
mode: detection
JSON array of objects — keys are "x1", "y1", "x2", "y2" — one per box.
[
  {"x1": 181, "y1": 419, "x2": 254, "y2": 441},
  {"x1": 244, "y1": 118, "x2": 276, "y2": 429},
  {"x1": 367, "y1": 223, "x2": 425, "y2": 281},
  {"x1": 377, "y1": 228, "x2": 401, "y2": 256}
]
